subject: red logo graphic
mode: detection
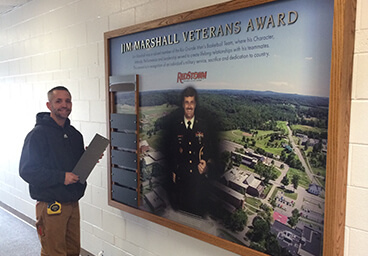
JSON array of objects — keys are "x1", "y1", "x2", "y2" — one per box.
[{"x1": 177, "y1": 71, "x2": 207, "y2": 83}]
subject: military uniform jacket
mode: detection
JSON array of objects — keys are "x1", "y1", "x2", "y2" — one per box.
[{"x1": 172, "y1": 117, "x2": 209, "y2": 187}]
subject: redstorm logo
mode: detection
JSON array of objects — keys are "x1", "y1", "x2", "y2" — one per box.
[{"x1": 177, "y1": 71, "x2": 207, "y2": 83}]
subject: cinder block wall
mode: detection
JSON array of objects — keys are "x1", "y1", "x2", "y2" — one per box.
[
  {"x1": 0, "y1": 0, "x2": 366, "y2": 255},
  {"x1": 345, "y1": 0, "x2": 368, "y2": 255}
]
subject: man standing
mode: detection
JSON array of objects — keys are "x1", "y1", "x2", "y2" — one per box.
[
  {"x1": 170, "y1": 86, "x2": 211, "y2": 216},
  {"x1": 20, "y1": 86, "x2": 86, "y2": 256}
]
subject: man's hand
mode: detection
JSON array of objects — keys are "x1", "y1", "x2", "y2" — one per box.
[
  {"x1": 97, "y1": 153, "x2": 104, "y2": 163},
  {"x1": 198, "y1": 160, "x2": 207, "y2": 175},
  {"x1": 64, "y1": 172, "x2": 79, "y2": 185}
]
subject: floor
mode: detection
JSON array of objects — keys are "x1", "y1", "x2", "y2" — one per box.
[
  {"x1": 0, "y1": 203, "x2": 93, "y2": 256},
  {"x1": 0, "y1": 206, "x2": 41, "y2": 256}
]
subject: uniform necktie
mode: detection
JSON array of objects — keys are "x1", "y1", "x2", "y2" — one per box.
[{"x1": 187, "y1": 121, "x2": 191, "y2": 130}]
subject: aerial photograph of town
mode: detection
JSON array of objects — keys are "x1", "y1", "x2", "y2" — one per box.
[{"x1": 136, "y1": 89, "x2": 328, "y2": 256}]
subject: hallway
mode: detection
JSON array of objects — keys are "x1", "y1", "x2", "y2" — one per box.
[{"x1": 0, "y1": 205, "x2": 41, "y2": 256}]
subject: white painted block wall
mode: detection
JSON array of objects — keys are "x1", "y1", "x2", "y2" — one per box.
[
  {"x1": 345, "y1": 0, "x2": 368, "y2": 256},
  {"x1": 0, "y1": 0, "x2": 367, "y2": 255}
]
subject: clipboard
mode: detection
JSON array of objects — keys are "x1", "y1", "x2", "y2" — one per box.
[{"x1": 72, "y1": 133, "x2": 110, "y2": 184}]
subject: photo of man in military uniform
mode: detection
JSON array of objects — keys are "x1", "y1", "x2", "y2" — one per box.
[{"x1": 169, "y1": 86, "x2": 212, "y2": 217}]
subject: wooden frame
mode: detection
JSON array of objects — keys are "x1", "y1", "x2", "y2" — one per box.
[{"x1": 104, "y1": 0, "x2": 356, "y2": 255}]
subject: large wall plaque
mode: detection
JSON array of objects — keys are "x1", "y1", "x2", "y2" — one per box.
[{"x1": 104, "y1": 0, "x2": 356, "y2": 255}]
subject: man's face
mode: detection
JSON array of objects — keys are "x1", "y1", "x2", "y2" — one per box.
[
  {"x1": 47, "y1": 90, "x2": 72, "y2": 121},
  {"x1": 183, "y1": 96, "x2": 196, "y2": 120}
]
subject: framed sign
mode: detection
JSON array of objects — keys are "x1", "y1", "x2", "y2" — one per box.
[{"x1": 104, "y1": 0, "x2": 356, "y2": 255}]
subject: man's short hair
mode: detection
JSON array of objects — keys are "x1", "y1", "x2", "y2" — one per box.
[
  {"x1": 181, "y1": 86, "x2": 198, "y2": 104},
  {"x1": 47, "y1": 86, "x2": 71, "y2": 101}
]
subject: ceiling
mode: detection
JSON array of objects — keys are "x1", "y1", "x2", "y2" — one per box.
[{"x1": 0, "y1": 0, "x2": 32, "y2": 15}]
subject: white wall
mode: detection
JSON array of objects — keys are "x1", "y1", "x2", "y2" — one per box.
[
  {"x1": 345, "y1": 0, "x2": 368, "y2": 256},
  {"x1": 0, "y1": 0, "x2": 366, "y2": 255}
]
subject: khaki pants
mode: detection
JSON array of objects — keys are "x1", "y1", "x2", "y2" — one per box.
[{"x1": 35, "y1": 201, "x2": 80, "y2": 256}]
